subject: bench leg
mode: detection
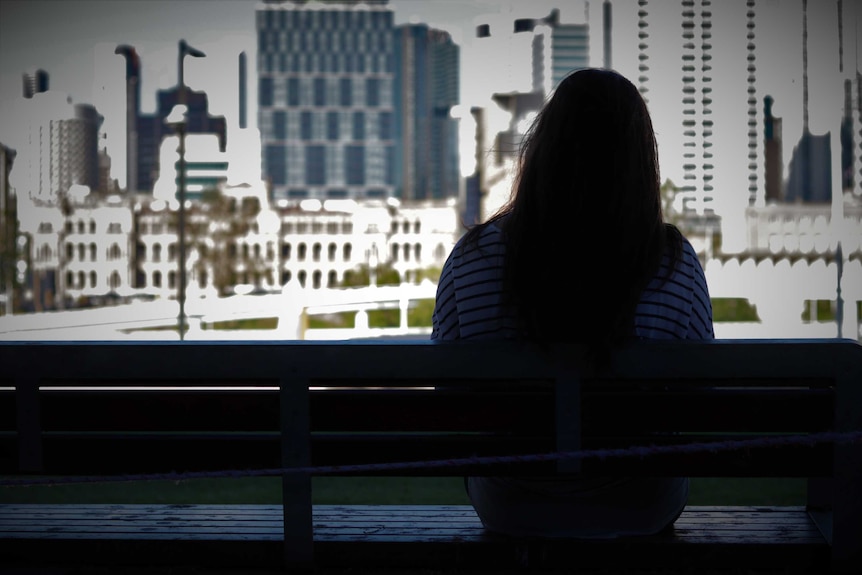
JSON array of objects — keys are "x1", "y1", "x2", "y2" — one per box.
[{"x1": 282, "y1": 377, "x2": 313, "y2": 569}]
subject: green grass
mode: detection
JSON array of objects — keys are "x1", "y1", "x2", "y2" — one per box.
[
  {"x1": 0, "y1": 476, "x2": 804, "y2": 506},
  {"x1": 711, "y1": 298, "x2": 759, "y2": 322}
]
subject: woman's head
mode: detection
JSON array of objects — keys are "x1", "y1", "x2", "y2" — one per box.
[
  {"x1": 512, "y1": 68, "x2": 661, "y2": 228},
  {"x1": 495, "y1": 68, "x2": 677, "y2": 352}
]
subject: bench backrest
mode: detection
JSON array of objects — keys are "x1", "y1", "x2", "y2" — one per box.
[{"x1": 1, "y1": 339, "x2": 860, "y2": 480}]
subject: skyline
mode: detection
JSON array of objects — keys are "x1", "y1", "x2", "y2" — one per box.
[{"x1": 0, "y1": 1, "x2": 859, "y2": 218}]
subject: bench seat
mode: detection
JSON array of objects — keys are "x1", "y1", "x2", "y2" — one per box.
[{"x1": 0, "y1": 503, "x2": 829, "y2": 570}]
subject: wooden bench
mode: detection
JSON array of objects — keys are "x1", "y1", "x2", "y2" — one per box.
[{"x1": 0, "y1": 339, "x2": 860, "y2": 573}]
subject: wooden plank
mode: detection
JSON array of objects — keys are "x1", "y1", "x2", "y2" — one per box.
[{"x1": 280, "y1": 375, "x2": 312, "y2": 568}]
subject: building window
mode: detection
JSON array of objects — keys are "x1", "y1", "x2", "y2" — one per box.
[
  {"x1": 352, "y1": 111, "x2": 365, "y2": 140},
  {"x1": 108, "y1": 244, "x2": 121, "y2": 260},
  {"x1": 89, "y1": 243, "x2": 97, "y2": 261},
  {"x1": 66, "y1": 271, "x2": 74, "y2": 288},
  {"x1": 327, "y1": 112, "x2": 339, "y2": 141},
  {"x1": 298, "y1": 270, "x2": 307, "y2": 288},
  {"x1": 379, "y1": 112, "x2": 392, "y2": 140},
  {"x1": 260, "y1": 77, "x2": 274, "y2": 107},
  {"x1": 90, "y1": 271, "x2": 97, "y2": 288},
  {"x1": 288, "y1": 77, "x2": 299, "y2": 106},
  {"x1": 282, "y1": 243, "x2": 292, "y2": 260},
  {"x1": 328, "y1": 270, "x2": 337, "y2": 287},
  {"x1": 168, "y1": 271, "x2": 177, "y2": 289},
  {"x1": 38, "y1": 222, "x2": 53, "y2": 233},
  {"x1": 89, "y1": 220, "x2": 97, "y2": 234},
  {"x1": 78, "y1": 243, "x2": 86, "y2": 261},
  {"x1": 314, "y1": 77, "x2": 326, "y2": 106},
  {"x1": 152, "y1": 244, "x2": 162, "y2": 262},
  {"x1": 66, "y1": 243, "x2": 74, "y2": 261},
  {"x1": 328, "y1": 243, "x2": 337, "y2": 261},
  {"x1": 153, "y1": 271, "x2": 162, "y2": 288},
  {"x1": 338, "y1": 77, "x2": 353, "y2": 108},
  {"x1": 305, "y1": 146, "x2": 325, "y2": 185},
  {"x1": 312, "y1": 243, "x2": 322, "y2": 262},
  {"x1": 346, "y1": 146, "x2": 365, "y2": 185},
  {"x1": 168, "y1": 243, "x2": 177, "y2": 261},
  {"x1": 298, "y1": 243, "x2": 307, "y2": 261},
  {"x1": 274, "y1": 111, "x2": 286, "y2": 140},
  {"x1": 343, "y1": 243, "x2": 352, "y2": 261},
  {"x1": 366, "y1": 77, "x2": 380, "y2": 107},
  {"x1": 312, "y1": 270, "x2": 322, "y2": 289},
  {"x1": 301, "y1": 112, "x2": 313, "y2": 140}
]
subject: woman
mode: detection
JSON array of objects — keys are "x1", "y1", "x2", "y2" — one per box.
[{"x1": 431, "y1": 68, "x2": 714, "y2": 538}]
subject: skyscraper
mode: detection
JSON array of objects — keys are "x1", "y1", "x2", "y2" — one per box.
[
  {"x1": 22, "y1": 69, "x2": 49, "y2": 99},
  {"x1": 679, "y1": 0, "x2": 714, "y2": 215},
  {"x1": 393, "y1": 24, "x2": 460, "y2": 201},
  {"x1": 256, "y1": 0, "x2": 396, "y2": 201},
  {"x1": 19, "y1": 90, "x2": 103, "y2": 203},
  {"x1": 115, "y1": 44, "x2": 227, "y2": 195},
  {"x1": 522, "y1": 9, "x2": 590, "y2": 96}
]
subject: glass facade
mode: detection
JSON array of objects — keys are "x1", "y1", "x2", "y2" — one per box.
[{"x1": 257, "y1": 1, "x2": 396, "y2": 200}]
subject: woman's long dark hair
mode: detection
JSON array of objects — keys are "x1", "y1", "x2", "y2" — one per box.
[{"x1": 473, "y1": 68, "x2": 681, "y2": 357}]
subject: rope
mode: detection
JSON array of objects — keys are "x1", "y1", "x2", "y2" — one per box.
[{"x1": 2, "y1": 430, "x2": 861, "y2": 488}]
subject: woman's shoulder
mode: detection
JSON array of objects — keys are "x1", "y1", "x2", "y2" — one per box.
[{"x1": 453, "y1": 218, "x2": 507, "y2": 256}]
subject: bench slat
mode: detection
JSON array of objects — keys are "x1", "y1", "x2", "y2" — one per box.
[{"x1": 0, "y1": 504, "x2": 828, "y2": 570}]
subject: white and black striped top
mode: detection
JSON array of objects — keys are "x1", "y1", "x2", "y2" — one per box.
[{"x1": 432, "y1": 221, "x2": 714, "y2": 341}]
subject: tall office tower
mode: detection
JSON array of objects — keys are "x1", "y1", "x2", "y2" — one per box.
[
  {"x1": 257, "y1": 0, "x2": 396, "y2": 201},
  {"x1": 679, "y1": 0, "x2": 714, "y2": 215},
  {"x1": 393, "y1": 24, "x2": 460, "y2": 201},
  {"x1": 637, "y1": 1, "x2": 649, "y2": 101},
  {"x1": 764, "y1": 95, "x2": 783, "y2": 202},
  {"x1": 21, "y1": 96, "x2": 103, "y2": 203},
  {"x1": 745, "y1": 0, "x2": 758, "y2": 206},
  {"x1": 52, "y1": 104, "x2": 103, "y2": 197},
  {"x1": 115, "y1": 46, "x2": 140, "y2": 194},
  {"x1": 603, "y1": 0, "x2": 612, "y2": 70},
  {"x1": 116, "y1": 44, "x2": 227, "y2": 195},
  {"x1": 848, "y1": 74, "x2": 862, "y2": 197},
  {"x1": 529, "y1": 9, "x2": 590, "y2": 96},
  {"x1": 0, "y1": 143, "x2": 18, "y2": 314},
  {"x1": 239, "y1": 52, "x2": 248, "y2": 130},
  {"x1": 22, "y1": 69, "x2": 49, "y2": 99}
]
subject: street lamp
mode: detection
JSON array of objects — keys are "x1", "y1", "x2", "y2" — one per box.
[{"x1": 172, "y1": 39, "x2": 205, "y2": 340}]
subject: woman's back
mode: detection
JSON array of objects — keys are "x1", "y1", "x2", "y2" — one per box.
[
  {"x1": 432, "y1": 219, "x2": 713, "y2": 342},
  {"x1": 430, "y1": 68, "x2": 715, "y2": 538}
]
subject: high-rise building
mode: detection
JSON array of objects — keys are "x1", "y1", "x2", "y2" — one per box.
[
  {"x1": 115, "y1": 44, "x2": 227, "y2": 195},
  {"x1": 53, "y1": 104, "x2": 103, "y2": 199},
  {"x1": 0, "y1": 142, "x2": 19, "y2": 314},
  {"x1": 19, "y1": 91, "x2": 103, "y2": 203},
  {"x1": 678, "y1": 0, "x2": 714, "y2": 215},
  {"x1": 764, "y1": 95, "x2": 783, "y2": 203},
  {"x1": 256, "y1": 0, "x2": 396, "y2": 201},
  {"x1": 520, "y1": 9, "x2": 590, "y2": 96},
  {"x1": 22, "y1": 69, "x2": 49, "y2": 99},
  {"x1": 393, "y1": 24, "x2": 460, "y2": 201},
  {"x1": 115, "y1": 46, "x2": 140, "y2": 194},
  {"x1": 745, "y1": 0, "x2": 758, "y2": 206}
]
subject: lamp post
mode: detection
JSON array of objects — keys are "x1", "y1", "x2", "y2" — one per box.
[{"x1": 172, "y1": 39, "x2": 205, "y2": 340}]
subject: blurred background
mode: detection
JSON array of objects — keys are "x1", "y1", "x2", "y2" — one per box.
[{"x1": 0, "y1": 0, "x2": 859, "y2": 342}]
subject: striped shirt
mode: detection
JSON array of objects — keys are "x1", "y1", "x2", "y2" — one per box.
[{"x1": 432, "y1": 221, "x2": 714, "y2": 341}]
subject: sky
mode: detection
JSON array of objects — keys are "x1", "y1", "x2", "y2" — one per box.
[{"x1": 0, "y1": 0, "x2": 859, "y2": 225}]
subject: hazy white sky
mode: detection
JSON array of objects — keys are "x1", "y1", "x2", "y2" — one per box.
[{"x1": 0, "y1": 0, "x2": 858, "y2": 219}]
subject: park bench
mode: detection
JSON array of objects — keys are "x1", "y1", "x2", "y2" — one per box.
[{"x1": 0, "y1": 338, "x2": 860, "y2": 573}]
